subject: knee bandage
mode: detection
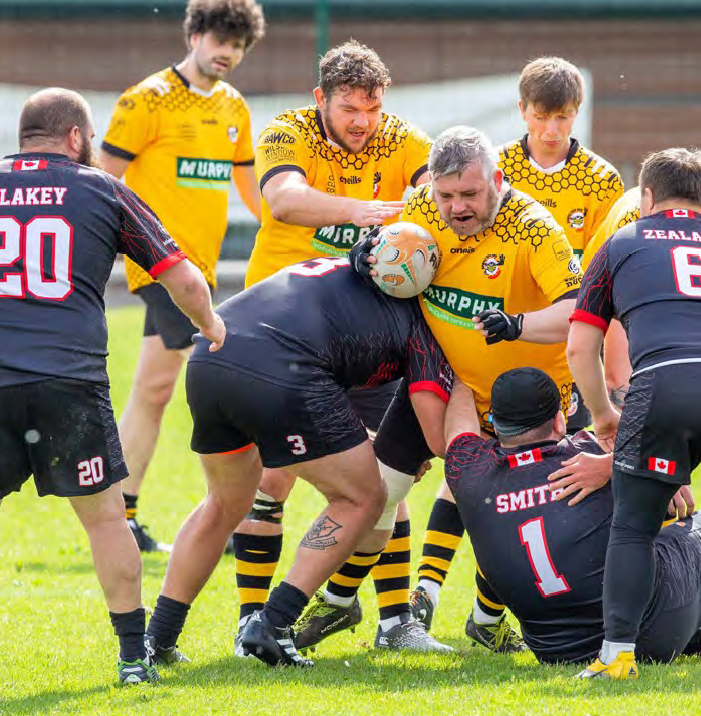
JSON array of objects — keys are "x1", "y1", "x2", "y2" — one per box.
[
  {"x1": 375, "y1": 460, "x2": 415, "y2": 530},
  {"x1": 246, "y1": 490, "x2": 285, "y2": 524}
]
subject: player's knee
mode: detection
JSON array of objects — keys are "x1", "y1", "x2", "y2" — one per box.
[
  {"x1": 375, "y1": 461, "x2": 415, "y2": 530},
  {"x1": 245, "y1": 489, "x2": 285, "y2": 524},
  {"x1": 258, "y1": 468, "x2": 296, "y2": 500}
]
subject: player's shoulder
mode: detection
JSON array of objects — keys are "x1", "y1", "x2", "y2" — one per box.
[
  {"x1": 570, "y1": 142, "x2": 623, "y2": 189},
  {"x1": 405, "y1": 184, "x2": 445, "y2": 228},
  {"x1": 497, "y1": 137, "x2": 525, "y2": 164},
  {"x1": 213, "y1": 79, "x2": 246, "y2": 102},
  {"x1": 563, "y1": 430, "x2": 605, "y2": 456},
  {"x1": 119, "y1": 68, "x2": 175, "y2": 105},
  {"x1": 445, "y1": 432, "x2": 494, "y2": 479},
  {"x1": 261, "y1": 105, "x2": 318, "y2": 145},
  {"x1": 496, "y1": 188, "x2": 563, "y2": 241},
  {"x1": 375, "y1": 112, "x2": 428, "y2": 148}
]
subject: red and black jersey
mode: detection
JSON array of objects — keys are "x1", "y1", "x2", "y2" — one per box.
[
  {"x1": 191, "y1": 257, "x2": 452, "y2": 399},
  {"x1": 445, "y1": 430, "x2": 611, "y2": 664},
  {"x1": 573, "y1": 209, "x2": 701, "y2": 374},
  {"x1": 0, "y1": 152, "x2": 184, "y2": 387}
]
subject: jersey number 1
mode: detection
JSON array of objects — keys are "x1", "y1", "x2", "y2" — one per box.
[
  {"x1": 518, "y1": 516, "x2": 570, "y2": 598},
  {"x1": 0, "y1": 216, "x2": 73, "y2": 300}
]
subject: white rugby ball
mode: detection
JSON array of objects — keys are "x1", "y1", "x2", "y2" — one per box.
[{"x1": 370, "y1": 222, "x2": 440, "y2": 299}]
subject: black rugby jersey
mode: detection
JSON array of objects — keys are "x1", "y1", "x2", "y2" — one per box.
[
  {"x1": 446, "y1": 430, "x2": 611, "y2": 663},
  {"x1": 573, "y1": 209, "x2": 701, "y2": 373},
  {"x1": 0, "y1": 152, "x2": 184, "y2": 387},
  {"x1": 191, "y1": 256, "x2": 452, "y2": 398}
]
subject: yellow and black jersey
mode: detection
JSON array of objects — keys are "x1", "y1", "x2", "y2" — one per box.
[
  {"x1": 581, "y1": 187, "x2": 641, "y2": 271},
  {"x1": 499, "y1": 137, "x2": 624, "y2": 260},
  {"x1": 245, "y1": 105, "x2": 430, "y2": 286},
  {"x1": 102, "y1": 66, "x2": 254, "y2": 290},
  {"x1": 402, "y1": 185, "x2": 581, "y2": 428}
]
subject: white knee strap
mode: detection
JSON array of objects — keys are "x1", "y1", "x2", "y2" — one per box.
[{"x1": 375, "y1": 460, "x2": 415, "y2": 530}]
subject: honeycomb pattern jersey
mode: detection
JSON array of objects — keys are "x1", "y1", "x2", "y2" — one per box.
[
  {"x1": 245, "y1": 106, "x2": 430, "y2": 286},
  {"x1": 499, "y1": 137, "x2": 624, "y2": 261},
  {"x1": 102, "y1": 66, "x2": 254, "y2": 290},
  {"x1": 581, "y1": 187, "x2": 641, "y2": 271},
  {"x1": 403, "y1": 185, "x2": 582, "y2": 428}
]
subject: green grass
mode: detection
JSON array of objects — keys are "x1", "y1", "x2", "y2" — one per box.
[{"x1": 1, "y1": 305, "x2": 701, "y2": 715}]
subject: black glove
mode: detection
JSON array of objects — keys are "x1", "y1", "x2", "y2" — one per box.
[
  {"x1": 476, "y1": 308, "x2": 524, "y2": 345},
  {"x1": 348, "y1": 227, "x2": 381, "y2": 285}
]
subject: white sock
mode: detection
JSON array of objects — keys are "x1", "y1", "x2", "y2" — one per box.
[
  {"x1": 600, "y1": 640, "x2": 636, "y2": 665},
  {"x1": 324, "y1": 589, "x2": 355, "y2": 608},
  {"x1": 379, "y1": 615, "x2": 404, "y2": 632},
  {"x1": 418, "y1": 578, "x2": 441, "y2": 607},
  {"x1": 472, "y1": 599, "x2": 501, "y2": 626}
]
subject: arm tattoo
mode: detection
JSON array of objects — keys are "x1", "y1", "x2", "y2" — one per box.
[
  {"x1": 609, "y1": 384, "x2": 629, "y2": 409},
  {"x1": 300, "y1": 515, "x2": 342, "y2": 551}
]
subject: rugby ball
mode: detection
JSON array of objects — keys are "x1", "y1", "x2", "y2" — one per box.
[{"x1": 370, "y1": 222, "x2": 440, "y2": 298}]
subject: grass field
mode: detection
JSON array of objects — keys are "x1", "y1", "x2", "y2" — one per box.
[{"x1": 2, "y1": 305, "x2": 701, "y2": 715}]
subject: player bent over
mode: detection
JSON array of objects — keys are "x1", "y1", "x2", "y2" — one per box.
[
  {"x1": 444, "y1": 369, "x2": 701, "y2": 671},
  {"x1": 145, "y1": 256, "x2": 452, "y2": 667},
  {"x1": 0, "y1": 88, "x2": 225, "y2": 684}
]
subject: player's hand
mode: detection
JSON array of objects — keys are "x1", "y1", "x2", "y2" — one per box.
[
  {"x1": 473, "y1": 309, "x2": 524, "y2": 345},
  {"x1": 547, "y1": 451, "x2": 613, "y2": 506},
  {"x1": 592, "y1": 408, "x2": 620, "y2": 453},
  {"x1": 349, "y1": 199, "x2": 404, "y2": 228},
  {"x1": 668, "y1": 485, "x2": 695, "y2": 519},
  {"x1": 414, "y1": 460, "x2": 432, "y2": 483},
  {"x1": 349, "y1": 228, "x2": 381, "y2": 280},
  {"x1": 199, "y1": 313, "x2": 226, "y2": 352}
]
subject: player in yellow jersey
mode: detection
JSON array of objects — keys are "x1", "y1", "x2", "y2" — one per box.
[
  {"x1": 413, "y1": 59, "x2": 623, "y2": 637},
  {"x1": 233, "y1": 40, "x2": 446, "y2": 655},
  {"x1": 99, "y1": 0, "x2": 265, "y2": 552}
]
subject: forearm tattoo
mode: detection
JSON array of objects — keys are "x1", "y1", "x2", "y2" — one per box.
[{"x1": 609, "y1": 384, "x2": 629, "y2": 409}]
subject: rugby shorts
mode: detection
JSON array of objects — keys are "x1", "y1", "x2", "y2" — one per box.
[
  {"x1": 187, "y1": 362, "x2": 369, "y2": 468},
  {"x1": 0, "y1": 378, "x2": 127, "y2": 499}
]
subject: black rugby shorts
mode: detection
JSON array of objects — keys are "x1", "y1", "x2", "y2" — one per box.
[{"x1": 0, "y1": 379, "x2": 127, "y2": 499}]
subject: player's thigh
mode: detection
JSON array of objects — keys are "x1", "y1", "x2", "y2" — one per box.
[
  {"x1": 0, "y1": 384, "x2": 33, "y2": 500},
  {"x1": 130, "y1": 335, "x2": 187, "y2": 398},
  {"x1": 25, "y1": 379, "x2": 128, "y2": 498},
  {"x1": 69, "y1": 482, "x2": 127, "y2": 529},
  {"x1": 199, "y1": 446, "x2": 263, "y2": 511},
  {"x1": 137, "y1": 282, "x2": 202, "y2": 352}
]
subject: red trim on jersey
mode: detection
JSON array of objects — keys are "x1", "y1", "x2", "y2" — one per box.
[
  {"x1": 218, "y1": 443, "x2": 255, "y2": 455},
  {"x1": 446, "y1": 432, "x2": 480, "y2": 452},
  {"x1": 408, "y1": 380, "x2": 450, "y2": 404},
  {"x1": 569, "y1": 308, "x2": 609, "y2": 332},
  {"x1": 148, "y1": 250, "x2": 187, "y2": 278}
]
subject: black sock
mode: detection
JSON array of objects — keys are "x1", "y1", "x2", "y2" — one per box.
[
  {"x1": 264, "y1": 581, "x2": 309, "y2": 630},
  {"x1": 124, "y1": 493, "x2": 138, "y2": 520},
  {"x1": 110, "y1": 607, "x2": 146, "y2": 662},
  {"x1": 146, "y1": 595, "x2": 191, "y2": 649}
]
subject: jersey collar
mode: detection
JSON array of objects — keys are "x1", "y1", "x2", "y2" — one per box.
[
  {"x1": 649, "y1": 208, "x2": 701, "y2": 221},
  {"x1": 170, "y1": 64, "x2": 218, "y2": 97}
]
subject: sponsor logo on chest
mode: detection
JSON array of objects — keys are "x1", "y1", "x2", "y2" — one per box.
[
  {"x1": 176, "y1": 158, "x2": 233, "y2": 189},
  {"x1": 312, "y1": 223, "x2": 379, "y2": 256},
  {"x1": 422, "y1": 285, "x2": 504, "y2": 328}
]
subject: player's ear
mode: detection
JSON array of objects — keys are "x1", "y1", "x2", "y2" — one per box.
[
  {"x1": 494, "y1": 168, "x2": 504, "y2": 193},
  {"x1": 554, "y1": 410, "x2": 567, "y2": 437},
  {"x1": 313, "y1": 87, "x2": 326, "y2": 110}
]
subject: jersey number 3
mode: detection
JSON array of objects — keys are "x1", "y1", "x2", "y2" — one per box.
[
  {"x1": 0, "y1": 216, "x2": 72, "y2": 300},
  {"x1": 519, "y1": 516, "x2": 571, "y2": 598}
]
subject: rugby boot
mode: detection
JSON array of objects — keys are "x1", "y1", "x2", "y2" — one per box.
[
  {"x1": 144, "y1": 634, "x2": 191, "y2": 666},
  {"x1": 576, "y1": 651, "x2": 639, "y2": 679},
  {"x1": 409, "y1": 586, "x2": 435, "y2": 632},
  {"x1": 240, "y1": 610, "x2": 313, "y2": 667},
  {"x1": 128, "y1": 518, "x2": 172, "y2": 553},
  {"x1": 465, "y1": 612, "x2": 528, "y2": 653},
  {"x1": 374, "y1": 617, "x2": 453, "y2": 653},
  {"x1": 293, "y1": 591, "x2": 362, "y2": 652},
  {"x1": 118, "y1": 655, "x2": 160, "y2": 684}
]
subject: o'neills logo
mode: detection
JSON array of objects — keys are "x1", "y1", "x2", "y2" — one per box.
[
  {"x1": 312, "y1": 223, "x2": 379, "y2": 256},
  {"x1": 177, "y1": 158, "x2": 232, "y2": 190},
  {"x1": 422, "y1": 285, "x2": 503, "y2": 328},
  {"x1": 340, "y1": 176, "x2": 361, "y2": 185}
]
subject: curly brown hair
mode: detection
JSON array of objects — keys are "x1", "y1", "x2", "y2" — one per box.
[
  {"x1": 184, "y1": 0, "x2": 265, "y2": 51},
  {"x1": 319, "y1": 40, "x2": 391, "y2": 98}
]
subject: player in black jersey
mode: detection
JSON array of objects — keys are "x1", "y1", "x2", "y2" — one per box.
[
  {"x1": 0, "y1": 88, "x2": 224, "y2": 684},
  {"x1": 569, "y1": 147, "x2": 701, "y2": 678},
  {"x1": 144, "y1": 255, "x2": 452, "y2": 668},
  {"x1": 445, "y1": 368, "x2": 701, "y2": 666}
]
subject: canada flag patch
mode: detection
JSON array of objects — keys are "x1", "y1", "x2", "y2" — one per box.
[
  {"x1": 507, "y1": 448, "x2": 543, "y2": 468},
  {"x1": 12, "y1": 159, "x2": 48, "y2": 171},
  {"x1": 648, "y1": 457, "x2": 676, "y2": 476}
]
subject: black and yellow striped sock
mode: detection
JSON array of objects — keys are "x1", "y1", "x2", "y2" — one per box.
[
  {"x1": 372, "y1": 519, "x2": 411, "y2": 621},
  {"x1": 233, "y1": 532, "x2": 283, "y2": 627},
  {"x1": 325, "y1": 549, "x2": 383, "y2": 605},
  {"x1": 124, "y1": 493, "x2": 138, "y2": 521},
  {"x1": 417, "y1": 498, "x2": 464, "y2": 589},
  {"x1": 474, "y1": 563, "x2": 506, "y2": 622}
]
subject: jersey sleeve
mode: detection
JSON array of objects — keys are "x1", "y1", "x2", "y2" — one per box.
[
  {"x1": 444, "y1": 433, "x2": 485, "y2": 482},
  {"x1": 570, "y1": 241, "x2": 614, "y2": 331},
  {"x1": 587, "y1": 172, "x2": 624, "y2": 243},
  {"x1": 581, "y1": 215, "x2": 612, "y2": 272},
  {"x1": 403, "y1": 125, "x2": 431, "y2": 188},
  {"x1": 112, "y1": 180, "x2": 186, "y2": 277},
  {"x1": 407, "y1": 314, "x2": 453, "y2": 402},
  {"x1": 528, "y1": 224, "x2": 583, "y2": 302},
  {"x1": 255, "y1": 124, "x2": 312, "y2": 191},
  {"x1": 232, "y1": 97, "x2": 254, "y2": 166},
  {"x1": 101, "y1": 87, "x2": 156, "y2": 161}
]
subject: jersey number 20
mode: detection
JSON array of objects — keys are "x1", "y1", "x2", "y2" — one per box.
[{"x1": 0, "y1": 216, "x2": 72, "y2": 300}]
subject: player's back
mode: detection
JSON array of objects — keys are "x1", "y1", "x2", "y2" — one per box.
[
  {"x1": 0, "y1": 154, "x2": 127, "y2": 387},
  {"x1": 446, "y1": 431, "x2": 611, "y2": 663},
  {"x1": 192, "y1": 256, "x2": 421, "y2": 390}
]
